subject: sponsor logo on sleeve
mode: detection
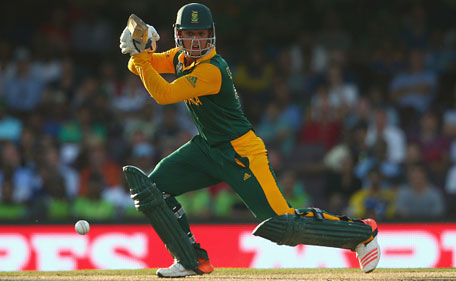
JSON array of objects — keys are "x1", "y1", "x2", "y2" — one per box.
[{"x1": 186, "y1": 76, "x2": 198, "y2": 88}]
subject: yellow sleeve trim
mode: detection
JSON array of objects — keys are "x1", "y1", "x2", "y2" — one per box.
[{"x1": 130, "y1": 52, "x2": 222, "y2": 105}]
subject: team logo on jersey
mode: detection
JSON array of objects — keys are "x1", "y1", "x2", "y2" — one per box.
[
  {"x1": 176, "y1": 62, "x2": 183, "y2": 74},
  {"x1": 191, "y1": 11, "x2": 199, "y2": 23},
  {"x1": 186, "y1": 76, "x2": 198, "y2": 88},
  {"x1": 186, "y1": 97, "x2": 202, "y2": 106},
  {"x1": 243, "y1": 173, "x2": 251, "y2": 181}
]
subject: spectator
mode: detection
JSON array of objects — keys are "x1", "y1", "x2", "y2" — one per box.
[
  {"x1": 256, "y1": 102, "x2": 295, "y2": 156},
  {"x1": 396, "y1": 163, "x2": 444, "y2": 219},
  {"x1": 72, "y1": 174, "x2": 116, "y2": 220},
  {"x1": 123, "y1": 103, "x2": 161, "y2": 143},
  {"x1": 369, "y1": 38, "x2": 405, "y2": 77},
  {"x1": 326, "y1": 63, "x2": 359, "y2": 114},
  {"x1": 71, "y1": 77, "x2": 99, "y2": 108},
  {"x1": 3, "y1": 48, "x2": 46, "y2": 113},
  {"x1": 71, "y1": 10, "x2": 114, "y2": 54},
  {"x1": 366, "y1": 107, "x2": 406, "y2": 163},
  {"x1": 409, "y1": 112, "x2": 450, "y2": 187},
  {"x1": 347, "y1": 121, "x2": 370, "y2": 165},
  {"x1": 47, "y1": 57, "x2": 78, "y2": 103},
  {"x1": 78, "y1": 137, "x2": 122, "y2": 196},
  {"x1": 312, "y1": 10, "x2": 351, "y2": 72},
  {"x1": 18, "y1": 126, "x2": 40, "y2": 169},
  {"x1": 398, "y1": 4, "x2": 430, "y2": 49},
  {"x1": 40, "y1": 7, "x2": 71, "y2": 53},
  {"x1": 300, "y1": 85, "x2": 342, "y2": 151},
  {"x1": 442, "y1": 85, "x2": 456, "y2": 163},
  {"x1": 367, "y1": 85, "x2": 401, "y2": 127},
  {"x1": 344, "y1": 96, "x2": 372, "y2": 130},
  {"x1": 273, "y1": 79, "x2": 302, "y2": 131},
  {"x1": 348, "y1": 168, "x2": 396, "y2": 220},
  {"x1": 398, "y1": 142, "x2": 423, "y2": 183},
  {"x1": 390, "y1": 49, "x2": 437, "y2": 115},
  {"x1": 279, "y1": 170, "x2": 310, "y2": 209},
  {"x1": 130, "y1": 141, "x2": 156, "y2": 169},
  {"x1": 355, "y1": 138, "x2": 401, "y2": 185},
  {"x1": 42, "y1": 145, "x2": 79, "y2": 199},
  {"x1": 275, "y1": 47, "x2": 309, "y2": 98},
  {"x1": 324, "y1": 153, "x2": 362, "y2": 214},
  {"x1": 0, "y1": 172, "x2": 27, "y2": 220},
  {"x1": 59, "y1": 105, "x2": 106, "y2": 145},
  {"x1": 409, "y1": 111, "x2": 450, "y2": 162},
  {"x1": 256, "y1": 80, "x2": 301, "y2": 156},
  {"x1": 155, "y1": 105, "x2": 193, "y2": 155},
  {"x1": 0, "y1": 100, "x2": 22, "y2": 141},
  {"x1": 32, "y1": 167, "x2": 70, "y2": 221},
  {"x1": 234, "y1": 48, "x2": 275, "y2": 122},
  {"x1": 111, "y1": 73, "x2": 148, "y2": 114},
  {"x1": 0, "y1": 142, "x2": 38, "y2": 203},
  {"x1": 98, "y1": 61, "x2": 120, "y2": 98},
  {"x1": 0, "y1": 40, "x2": 12, "y2": 95}
]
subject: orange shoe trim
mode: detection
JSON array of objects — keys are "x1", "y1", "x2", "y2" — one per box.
[
  {"x1": 359, "y1": 219, "x2": 378, "y2": 245},
  {"x1": 196, "y1": 258, "x2": 214, "y2": 274},
  {"x1": 362, "y1": 219, "x2": 378, "y2": 232}
]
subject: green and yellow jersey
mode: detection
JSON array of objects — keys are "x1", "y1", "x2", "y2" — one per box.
[{"x1": 128, "y1": 47, "x2": 252, "y2": 146}]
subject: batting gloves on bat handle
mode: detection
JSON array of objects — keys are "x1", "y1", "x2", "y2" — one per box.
[{"x1": 119, "y1": 25, "x2": 160, "y2": 56}]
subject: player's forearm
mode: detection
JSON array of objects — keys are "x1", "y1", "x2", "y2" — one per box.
[
  {"x1": 131, "y1": 52, "x2": 221, "y2": 105},
  {"x1": 130, "y1": 52, "x2": 175, "y2": 104}
]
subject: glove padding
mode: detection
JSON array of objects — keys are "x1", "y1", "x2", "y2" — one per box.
[{"x1": 119, "y1": 25, "x2": 160, "y2": 56}]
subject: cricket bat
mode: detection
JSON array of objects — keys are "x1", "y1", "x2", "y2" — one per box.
[
  {"x1": 127, "y1": 14, "x2": 156, "y2": 52},
  {"x1": 128, "y1": 14, "x2": 148, "y2": 43}
]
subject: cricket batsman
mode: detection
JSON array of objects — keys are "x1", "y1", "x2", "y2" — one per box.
[{"x1": 119, "y1": 3, "x2": 380, "y2": 278}]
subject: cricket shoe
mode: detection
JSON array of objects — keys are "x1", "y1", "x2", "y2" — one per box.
[
  {"x1": 156, "y1": 258, "x2": 214, "y2": 278},
  {"x1": 355, "y1": 219, "x2": 380, "y2": 273}
]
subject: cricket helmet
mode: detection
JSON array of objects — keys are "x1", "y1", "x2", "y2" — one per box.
[{"x1": 174, "y1": 3, "x2": 216, "y2": 58}]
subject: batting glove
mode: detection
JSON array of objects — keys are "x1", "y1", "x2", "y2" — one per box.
[{"x1": 119, "y1": 25, "x2": 160, "y2": 56}]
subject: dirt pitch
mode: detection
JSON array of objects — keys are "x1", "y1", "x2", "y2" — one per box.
[{"x1": 1, "y1": 268, "x2": 456, "y2": 281}]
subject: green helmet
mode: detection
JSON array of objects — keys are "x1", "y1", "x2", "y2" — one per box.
[{"x1": 174, "y1": 3, "x2": 216, "y2": 58}]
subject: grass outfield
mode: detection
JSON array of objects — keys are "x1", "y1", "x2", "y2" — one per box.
[{"x1": 1, "y1": 268, "x2": 456, "y2": 281}]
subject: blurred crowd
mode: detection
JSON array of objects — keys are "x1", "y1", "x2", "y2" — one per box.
[{"x1": 0, "y1": 0, "x2": 456, "y2": 222}]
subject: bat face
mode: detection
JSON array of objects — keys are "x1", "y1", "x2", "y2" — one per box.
[
  {"x1": 126, "y1": 14, "x2": 157, "y2": 53},
  {"x1": 128, "y1": 14, "x2": 148, "y2": 43}
]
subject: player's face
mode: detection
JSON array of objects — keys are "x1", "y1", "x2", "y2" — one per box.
[{"x1": 181, "y1": 29, "x2": 210, "y2": 58}]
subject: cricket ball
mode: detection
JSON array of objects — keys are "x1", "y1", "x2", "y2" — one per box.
[{"x1": 75, "y1": 220, "x2": 90, "y2": 235}]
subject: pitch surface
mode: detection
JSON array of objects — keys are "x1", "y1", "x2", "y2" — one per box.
[{"x1": 1, "y1": 268, "x2": 455, "y2": 281}]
